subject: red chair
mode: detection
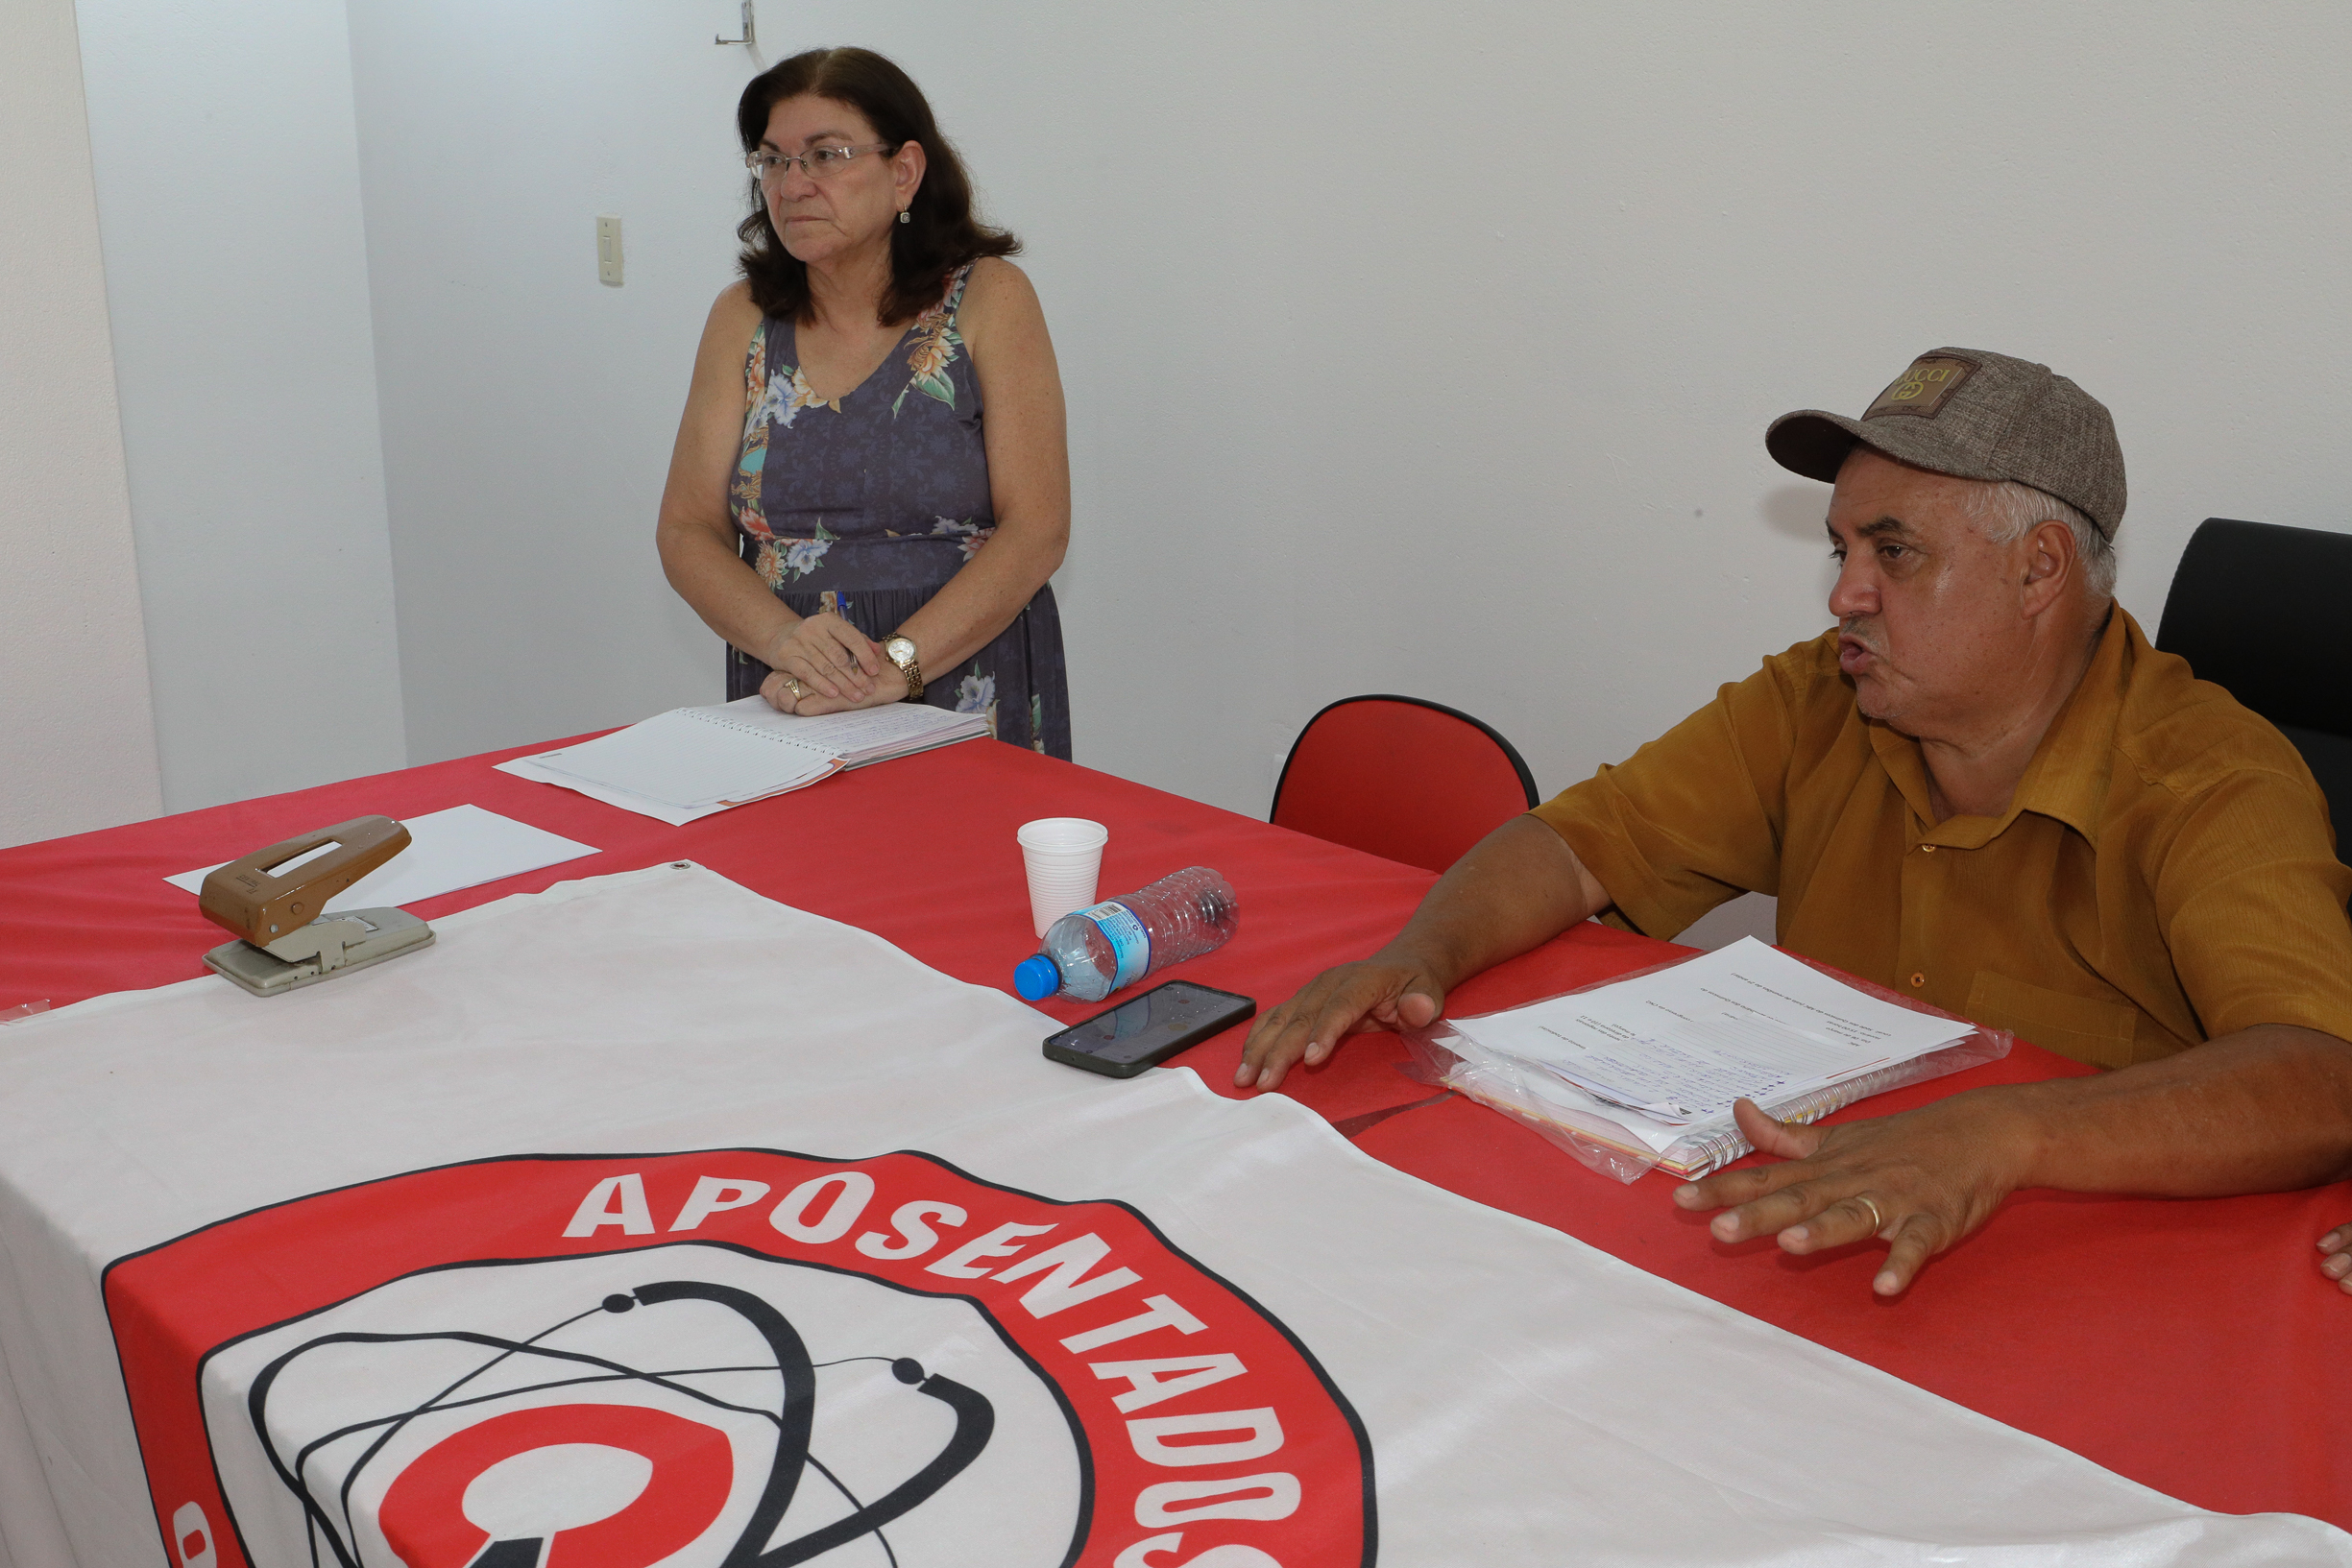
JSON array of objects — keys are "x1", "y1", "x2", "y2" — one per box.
[{"x1": 1270, "y1": 695, "x2": 1540, "y2": 875}]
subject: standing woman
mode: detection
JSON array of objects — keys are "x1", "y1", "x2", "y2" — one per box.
[{"x1": 658, "y1": 48, "x2": 1072, "y2": 756}]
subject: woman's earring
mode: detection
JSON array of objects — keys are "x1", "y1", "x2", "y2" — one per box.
[{"x1": 897, "y1": 209, "x2": 910, "y2": 225}]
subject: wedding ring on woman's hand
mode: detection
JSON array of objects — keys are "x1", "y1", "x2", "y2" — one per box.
[
  {"x1": 1855, "y1": 1194, "x2": 1885, "y2": 1233},
  {"x1": 781, "y1": 675, "x2": 809, "y2": 702}
]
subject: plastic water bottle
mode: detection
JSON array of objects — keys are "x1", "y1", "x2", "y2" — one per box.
[{"x1": 1013, "y1": 867, "x2": 1239, "y2": 1002}]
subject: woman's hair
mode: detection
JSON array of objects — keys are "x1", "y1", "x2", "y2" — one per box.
[{"x1": 736, "y1": 48, "x2": 1019, "y2": 326}]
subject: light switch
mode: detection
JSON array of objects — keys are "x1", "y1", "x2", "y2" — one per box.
[{"x1": 596, "y1": 215, "x2": 623, "y2": 285}]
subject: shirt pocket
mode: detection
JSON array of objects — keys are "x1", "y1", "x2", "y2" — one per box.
[{"x1": 1964, "y1": 972, "x2": 2142, "y2": 1070}]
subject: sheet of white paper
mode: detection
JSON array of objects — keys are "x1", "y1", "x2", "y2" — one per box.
[
  {"x1": 1449, "y1": 937, "x2": 1971, "y2": 1122},
  {"x1": 165, "y1": 805, "x2": 598, "y2": 911}
]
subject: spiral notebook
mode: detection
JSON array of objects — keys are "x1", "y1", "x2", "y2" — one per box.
[{"x1": 497, "y1": 697, "x2": 988, "y2": 824}]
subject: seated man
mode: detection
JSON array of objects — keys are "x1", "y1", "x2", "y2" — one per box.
[{"x1": 1241, "y1": 347, "x2": 2352, "y2": 1295}]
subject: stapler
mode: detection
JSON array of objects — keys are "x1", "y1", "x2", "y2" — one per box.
[{"x1": 199, "y1": 815, "x2": 435, "y2": 997}]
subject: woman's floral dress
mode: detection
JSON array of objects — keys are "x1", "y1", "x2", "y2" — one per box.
[{"x1": 727, "y1": 262, "x2": 1071, "y2": 758}]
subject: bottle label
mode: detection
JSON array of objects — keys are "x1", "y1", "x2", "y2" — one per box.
[{"x1": 1082, "y1": 900, "x2": 1151, "y2": 991}]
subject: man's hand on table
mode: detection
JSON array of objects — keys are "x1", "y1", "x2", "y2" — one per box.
[
  {"x1": 1236, "y1": 951, "x2": 1447, "y2": 1092},
  {"x1": 1236, "y1": 818, "x2": 1610, "y2": 1094},
  {"x1": 1674, "y1": 1091, "x2": 2036, "y2": 1296},
  {"x1": 2319, "y1": 1224, "x2": 2352, "y2": 1293}
]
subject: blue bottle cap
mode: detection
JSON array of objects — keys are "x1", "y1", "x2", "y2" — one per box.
[{"x1": 1012, "y1": 953, "x2": 1061, "y2": 1001}]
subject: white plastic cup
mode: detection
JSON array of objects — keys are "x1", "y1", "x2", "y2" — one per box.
[{"x1": 1017, "y1": 817, "x2": 1108, "y2": 938}]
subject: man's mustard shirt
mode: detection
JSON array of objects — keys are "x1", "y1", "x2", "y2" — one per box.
[{"x1": 1534, "y1": 609, "x2": 2352, "y2": 1068}]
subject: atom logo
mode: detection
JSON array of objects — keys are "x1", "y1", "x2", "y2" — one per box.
[{"x1": 213, "y1": 1251, "x2": 1071, "y2": 1567}]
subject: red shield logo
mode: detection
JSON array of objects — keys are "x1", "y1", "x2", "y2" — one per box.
[{"x1": 108, "y1": 1149, "x2": 1375, "y2": 1567}]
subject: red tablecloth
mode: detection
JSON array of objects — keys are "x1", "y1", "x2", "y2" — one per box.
[{"x1": 3, "y1": 737, "x2": 2342, "y2": 1525}]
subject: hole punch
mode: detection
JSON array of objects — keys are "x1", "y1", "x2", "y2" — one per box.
[{"x1": 198, "y1": 816, "x2": 435, "y2": 998}]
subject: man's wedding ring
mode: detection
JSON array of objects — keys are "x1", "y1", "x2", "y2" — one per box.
[
  {"x1": 782, "y1": 675, "x2": 809, "y2": 702},
  {"x1": 1855, "y1": 1194, "x2": 1885, "y2": 1233}
]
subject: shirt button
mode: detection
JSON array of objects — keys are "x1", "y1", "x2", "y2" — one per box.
[
  {"x1": 1920, "y1": 844, "x2": 1936, "y2": 854},
  {"x1": 1909, "y1": 972, "x2": 1927, "y2": 988}
]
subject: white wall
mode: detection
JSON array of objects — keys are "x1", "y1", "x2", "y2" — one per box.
[
  {"x1": 340, "y1": 1, "x2": 2352, "y2": 835},
  {"x1": 76, "y1": 0, "x2": 406, "y2": 813},
  {"x1": 0, "y1": 0, "x2": 161, "y2": 852},
  {"x1": 343, "y1": 0, "x2": 765, "y2": 766}
]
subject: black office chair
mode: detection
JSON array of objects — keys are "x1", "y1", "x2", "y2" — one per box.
[{"x1": 2154, "y1": 518, "x2": 2352, "y2": 863}]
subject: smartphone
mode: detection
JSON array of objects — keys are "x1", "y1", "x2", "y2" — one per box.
[{"x1": 1042, "y1": 980, "x2": 1257, "y2": 1078}]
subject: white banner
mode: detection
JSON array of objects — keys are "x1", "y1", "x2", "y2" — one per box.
[{"x1": 0, "y1": 863, "x2": 2336, "y2": 1566}]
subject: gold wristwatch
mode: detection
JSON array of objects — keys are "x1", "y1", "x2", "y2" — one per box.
[{"x1": 882, "y1": 635, "x2": 924, "y2": 702}]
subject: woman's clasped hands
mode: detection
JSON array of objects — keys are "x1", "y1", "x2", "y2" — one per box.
[{"x1": 759, "y1": 612, "x2": 908, "y2": 714}]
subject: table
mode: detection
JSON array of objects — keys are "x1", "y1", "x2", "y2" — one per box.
[{"x1": 3, "y1": 735, "x2": 2342, "y2": 1529}]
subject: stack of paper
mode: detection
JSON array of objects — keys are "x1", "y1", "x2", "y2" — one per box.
[
  {"x1": 1444, "y1": 937, "x2": 1978, "y2": 1176},
  {"x1": 497, "y1": 697, "x2": 988, "y2": 824}
]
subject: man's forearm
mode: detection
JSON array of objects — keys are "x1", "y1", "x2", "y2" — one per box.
[
  {"x1": 1678, "y1": 1021, "x2": 2352, "y2": 1297},
  {"x1": 1381, "y1": 816, "x2": 1612, "y2": 991},
  {"x1": 2004, "y1": 1024, "x2": 2352, "y2": 1195}
]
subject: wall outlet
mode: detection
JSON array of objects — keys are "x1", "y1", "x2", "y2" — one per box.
[{"x1": 596, "y1": 215, "x2": 623, "y2": 285}]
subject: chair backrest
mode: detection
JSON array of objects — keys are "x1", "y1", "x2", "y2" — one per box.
[
  {"x1": 1270, "y1": 695, "x2": 1540, "y2": 875},
  {"x1": 2155, "y1": 518, "x2": 2352, "y2": 855}
]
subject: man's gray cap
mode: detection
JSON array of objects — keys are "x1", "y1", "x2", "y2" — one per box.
[{"x1": 1765, "y1": 347, "x2": 2125, "y2": 541}]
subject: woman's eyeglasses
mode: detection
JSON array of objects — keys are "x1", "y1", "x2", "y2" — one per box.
[{"x1": 745, "y1": 143, "x2": 893, "y2": 182}]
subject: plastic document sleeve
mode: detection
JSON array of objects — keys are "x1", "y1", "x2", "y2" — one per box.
[{"x1": 1399, "y1": 949, "x2": 2012, "y2": 1184}]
